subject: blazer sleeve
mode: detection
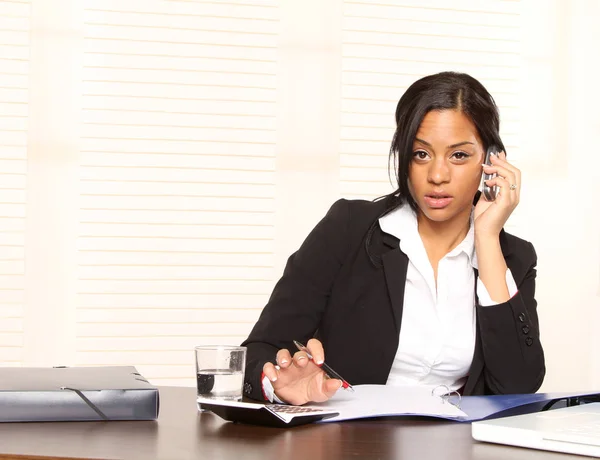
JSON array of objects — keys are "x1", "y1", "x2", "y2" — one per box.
[
  {"x1": 240, "y1": 199, "x2": 350, "y2": 401},
  {"x1": 477, "y1": 241, "x2": 545, "y2": 394}
]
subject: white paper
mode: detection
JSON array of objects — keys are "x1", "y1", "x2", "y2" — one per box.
[{"x1": 315, "y1": 384, "x2": 468, "y2": 422}]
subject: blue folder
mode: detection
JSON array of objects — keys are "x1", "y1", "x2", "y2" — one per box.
[{"x1": 449, "y1": 390, "x2": 600, "y2": 422}]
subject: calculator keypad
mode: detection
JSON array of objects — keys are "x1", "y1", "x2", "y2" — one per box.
[{"x1": 269, "y1": 405, "x2": 324, "y2": 414}]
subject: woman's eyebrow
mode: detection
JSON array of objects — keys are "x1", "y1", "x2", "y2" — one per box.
[
  {"x1": 414, "y1": 138, "x2": 474, "y2": 149},
  {"x1": 448, "y1": 141, "x2": 475, "y2": 149}
]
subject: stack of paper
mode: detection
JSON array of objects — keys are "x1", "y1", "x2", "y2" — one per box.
[{"x1": 316, "y1": 385, "x2": 466, "y2": 422}]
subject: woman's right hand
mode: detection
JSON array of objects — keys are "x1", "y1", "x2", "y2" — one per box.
[{"x1": 262, "y1": 338, "x2": 342, "y2": 405}]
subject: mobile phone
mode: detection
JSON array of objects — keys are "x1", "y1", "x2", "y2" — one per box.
[{"x1": 482, "y1": 144, "x2": 501, "y2": 201}]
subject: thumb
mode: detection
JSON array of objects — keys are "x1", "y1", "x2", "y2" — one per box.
[{"x1": 323, "y1": 378, "x2": 343, "y2": 398}]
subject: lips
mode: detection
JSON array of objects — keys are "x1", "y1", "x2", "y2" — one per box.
[{"x1": 423, "y1": 193, "x2": 453, "y2": 209}]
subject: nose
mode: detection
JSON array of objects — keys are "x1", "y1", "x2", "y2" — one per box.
[{"x1": 427, "y1": 157, "x2": 450, "y2": 185}]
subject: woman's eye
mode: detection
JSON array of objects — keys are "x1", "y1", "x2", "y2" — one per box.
[
  {"x1": 413, "y1": 150, "x2": 429, "y2": 160},
  {"x1": 452, "y1": 151, "x2": 469, "y2": 160}
]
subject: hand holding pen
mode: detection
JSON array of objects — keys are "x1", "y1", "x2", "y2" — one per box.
[
  {"x1": 293, "y1": 341, "x2": 354, "y2": 392},
  {"x1": 262, "y1": 338, "x2": 349, "y2": 406}
]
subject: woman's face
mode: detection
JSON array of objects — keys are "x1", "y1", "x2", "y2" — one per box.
[{"x1": 408, "y1": 109, "x2": 485, "y2": 224}]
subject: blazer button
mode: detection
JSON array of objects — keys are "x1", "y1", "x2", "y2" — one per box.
[
  {"x1": 525, "y1": 337, "x2": 534, "y2": 346},
  {"x1": 518, "y1": 313, "x2": 526, "y2": 322},
  {"x1": 522, "y1": 325, "x2": 530, "y2": 334}
]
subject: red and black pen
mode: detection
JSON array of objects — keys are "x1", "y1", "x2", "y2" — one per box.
[{"x1": 293, "y1": 340, "x2": 354, "y2": 392}]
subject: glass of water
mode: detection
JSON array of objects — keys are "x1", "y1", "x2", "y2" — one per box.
[{"x1": 195, "y1": 345, "x2": 246, "y2": 408}]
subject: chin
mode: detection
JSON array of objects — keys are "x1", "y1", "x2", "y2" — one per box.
[
  {"x1": 417, "y1": 202, "x2": 468, "y2": 223},
  {"x1": 420, "y1": 209, "x2": 455, "y2": 222}
]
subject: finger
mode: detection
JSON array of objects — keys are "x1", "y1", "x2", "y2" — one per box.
[
  {"x1": 490, "y1": 150, "x2": 508, "y2": 164},
  {"x1": 306, "y1": 338, "x2": 324, "y2": 365},
  {"x1": 276, "y1": 349, "x2": 292, "y2": 369},
  {"x1": 311, "y1": 379, "x2": 342, "y2": 402},
  {"x1": 490, "y1": 152, "x2": 522, "y2": 179},
  {"x1": 482, "y1": 164, "x2": 517, "y2": 188},
  {"x1": 308, "y1": 375, "x2": 341, "y2": 403},
  {"x1": 293, "y1": 351, "x2": 310, "y2": 368},
  {"x1": 323, "y1": 378, "x2": 343, "y2": 398},
  {"x1": 491, "y1": 173, "x2": 519, "y2": 199},
  {"x1": 262, "y1": 361, "x2": 279, "y2": 383},
  {"x1": 486, "y1": 177, "x2": 519, "y2": 203}
]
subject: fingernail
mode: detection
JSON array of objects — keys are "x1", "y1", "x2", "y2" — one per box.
[
  {"x1": 280, "y1": 359, "x2": 288, "y2": 365},
  {"x1": 270, "y1": 375, "x2": 277, "y2": 382},
  {"x1": 316, "y1": 358, "x2": 324, "y2": 365},
  {"x1": 297, "y1": 356, "x2": 307, "y2": 361}
]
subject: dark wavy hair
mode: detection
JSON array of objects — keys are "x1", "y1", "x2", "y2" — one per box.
[{"x1": 367, "y1": 71, "x2": 506, "y2": 263}]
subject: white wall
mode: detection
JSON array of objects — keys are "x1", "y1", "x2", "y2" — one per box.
[
  {"x1": 0, "y1": 0, "x2": 598, "y2": 390},
  {"x1": 518, "y1": 0, "x2": 600, "y2": 391}
]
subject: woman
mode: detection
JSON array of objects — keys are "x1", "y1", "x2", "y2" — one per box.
[{"x1": 240, "y1": 71, "x2": 545, "y2": 405}]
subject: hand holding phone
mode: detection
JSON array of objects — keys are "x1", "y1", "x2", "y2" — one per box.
[{"x1": 482, "y1": 145, "x2": 501, "y2": 201}]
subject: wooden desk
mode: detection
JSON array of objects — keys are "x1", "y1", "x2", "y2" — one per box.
[{"x1": 0, "y1": 387, "x2": 584, "y2": 460}]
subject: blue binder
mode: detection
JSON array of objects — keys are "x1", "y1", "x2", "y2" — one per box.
[{"x1": 450, "y1": 390, "x2": 600, "y2": 422}]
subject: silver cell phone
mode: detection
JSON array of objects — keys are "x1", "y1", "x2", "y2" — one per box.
[{"x1": 482, "y1": 144, "x2": 501, "y2": 201}]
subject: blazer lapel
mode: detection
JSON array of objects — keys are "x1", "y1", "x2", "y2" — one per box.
[{"x1": 381, "y1": 233, "x2": 409, "y2": 336}]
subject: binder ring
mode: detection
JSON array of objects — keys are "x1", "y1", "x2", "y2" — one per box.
[{"x1": 431, "y1": 384, "x2": 462, "y2": 410}]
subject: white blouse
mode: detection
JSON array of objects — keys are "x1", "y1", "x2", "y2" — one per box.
[{"x1": 380, "y1": 204, "x2": 517, "y2": 391}]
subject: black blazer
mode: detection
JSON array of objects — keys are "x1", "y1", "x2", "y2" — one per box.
[{"x1": 241, "y1": 197, "x2": 545, "y2": 401}]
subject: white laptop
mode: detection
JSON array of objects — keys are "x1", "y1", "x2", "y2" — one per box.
[{"x1": 472, "y1": 403, "x2": 600, "y2": 457}]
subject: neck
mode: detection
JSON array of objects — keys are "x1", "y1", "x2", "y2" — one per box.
[{"x1": 417, "y1": 206, "x2": 472, "y2": 255}]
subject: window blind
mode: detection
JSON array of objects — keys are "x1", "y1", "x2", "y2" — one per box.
[
  {"x1": 0, "y1": 0, "x2": 30, "y2": 366},
  {"x1": 77, "y1": 0, "x2": 278, "y2": 385}
]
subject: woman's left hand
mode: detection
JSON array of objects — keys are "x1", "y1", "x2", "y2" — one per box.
[{"x1": 474, "y1": 150, "x2": 521, "y2": 237}]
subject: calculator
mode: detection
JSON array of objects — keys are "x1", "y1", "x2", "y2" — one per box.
[{"x1": 197, "y1": 399, "x2": 339, "y2": 428}]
